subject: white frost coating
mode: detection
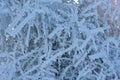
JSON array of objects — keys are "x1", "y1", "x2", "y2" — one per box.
[
  {"x1": 25, "y1": 26, "x2": 31, "y2": 47},
  {"x1": 5, "y1": 0, "x2": 30, "y2": 35},
  {"x1": 41, "y1": 44, "x2": 76, "y2": 68},
  {"x1": 0, "y1": 0, "x2": 120, "y2": 80},
  {"x1": 89, "y1": 52, "x2": 105, "y2": 60},
  {"x1": 74, "y1": 52, "x2": 87, "y2": 68},
  {"x1": 8, "y1": 12, "x2": 35, "y2": 37},
  {"x1": 76, "y1": 65, "x2": 90, "y2": 80},
  {"x1": 74, "y1": 0, "x2": 79, "y2": 4},
  {"x1": 48, "y1": 26, "x2": 64, "y2": 39},
  {"x1": 82, "y1": 1, "x2": 104, "y2": 13}
]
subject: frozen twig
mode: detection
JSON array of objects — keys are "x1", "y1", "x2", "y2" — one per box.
[
  {"x1": 25, "y1": 26, "x2": 31, "y2": 47},
  {"x1": 7, "y1": 12, "x2": 35, "y2": 37}
]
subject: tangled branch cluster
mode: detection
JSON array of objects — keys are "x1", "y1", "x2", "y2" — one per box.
[{"x1": 0, "y1": 0, "x2": 120, "y2": 80}]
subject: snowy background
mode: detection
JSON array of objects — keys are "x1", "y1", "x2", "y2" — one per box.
[{"x1": 0, "y1": 0, "x2": 120, "y2": 80}]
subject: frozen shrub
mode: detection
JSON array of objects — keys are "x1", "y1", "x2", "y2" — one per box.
[{"x1": 0, "y1": 0, "x2": 120, "y2": 80}]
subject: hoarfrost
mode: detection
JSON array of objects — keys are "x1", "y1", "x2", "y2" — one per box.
[{"x1": 0, "y1": 0, "x2": 120, "y2": 80}]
